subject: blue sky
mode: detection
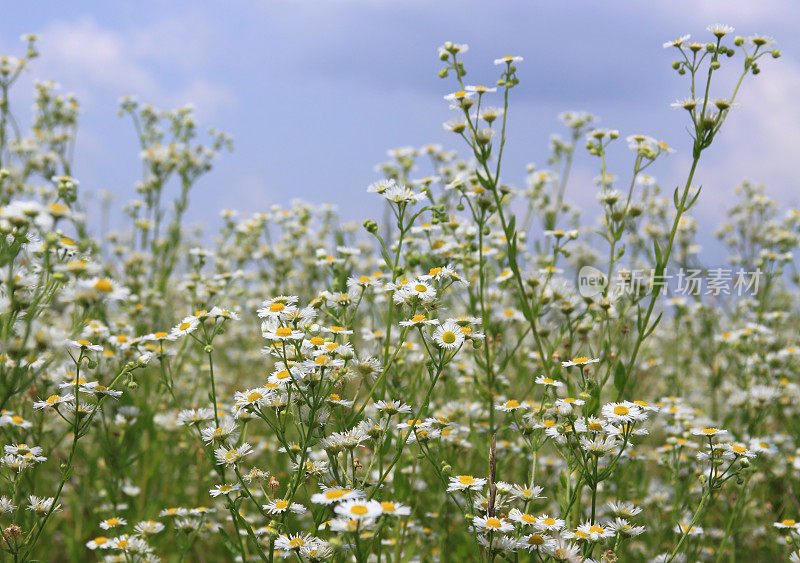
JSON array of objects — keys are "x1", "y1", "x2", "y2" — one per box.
[{"x1": 2, "y1": 1, "x2": 798, "y2": 254}]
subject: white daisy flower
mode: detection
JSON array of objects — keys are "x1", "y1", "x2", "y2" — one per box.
[
  {"x1": 432, "y1": 320, "x2": 465, "y2": 350},
  {"x1": 473, "y1": 514, "x2": 514, "y2": 533},
  {"x1": 334, "y1": 499, "x2": 383, "y2": 520}
]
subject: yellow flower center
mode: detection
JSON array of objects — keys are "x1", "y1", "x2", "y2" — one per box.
[
  {"x1": 485, "y1": 517, "x2": 502, "y2": 529},
  {"x1": 94, "y1": 279, "x2": 114, "y2": 293},
  {"x1": 441, "y1": 331, "x2": 456, "y2": 344},
  {"x1": 572, "y1": 356, "x2": 588, "y2": 363},
  {"x1": 528, "y1": 534, "x2": 544, "y2": 545},
  {"x1": 247, "y1": 392, "x2": 263, "y2": 402},
  {"x1": 350, "y1": 505, "x2": 369, "y2": 515},
  {"x1": 613, "y1": 406, "x2": 630, "y2": 416},
  {"x1": 94, "y1": 537, "x2": 107, "y2": 545},
  {"x1": 380, "y1": 502, "x2": 396, "y2": 512},
  {"x1": 505, "y1": 400, "x2": 520, "y2": 408},
  {"x1": 288, "y1": 537, "x2": 305, "y2": 548},
  {"x1": 783, "y1": 519, "x2": 796, "y2": 526},
  {"x1": 275, "y1": 500, "x2": 289, "y2": 509},
  {"x1": 326, "y1": 489, "x2": 348, "y2": 499},
  {"x1": 543, "y1": 518, "x2": 556, "y2": 526},
  {"x1": 275, "y1": 327, "x2": 292, "y2": 337},
  {"x1": 269, "y1": 303, "x2": 285, "y2": 312},
  {"x1": 521, "y1": 514, "x2": 537, "y2": 523},
  {"x1": 179, "y1": 322, "x2": 191, "y2": 330},
  {"x1": 458, "y1": 475, "x2": 475, "y2": 485}
]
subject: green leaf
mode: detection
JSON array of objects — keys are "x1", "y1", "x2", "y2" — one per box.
[
  {"x1": 686, "y1": 185, "x2": 703, "y2": 210},
  {"x1": 644, "y1": 312, "x2": 664, "y2": 339},
  {"x1": 636, "y1": 305, "x2": 644, "y2": 334},
  {"x1": 585, "y1": 379, "x2": 600, "y2": 416},
  {"x1": 614, "y1": 362, "x2": 627, "y2": 395},
  {"x1": 393, "y1": 463, "x2": 411, "y2": 498},
  {"x1": 653, "y1": 239, "x2": 662, "y2": 267},
  {"x1": 218, "y1": 527, "x2": 243, "y2": 556},
  {"x1": 557, "y1": 470, "x2": 569, "y2": 511},
  {"x1": 508, "y1": 234, "x2": 518, "y2": 262}
]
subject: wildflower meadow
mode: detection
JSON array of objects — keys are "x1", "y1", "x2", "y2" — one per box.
[{"x1": 0, "y1": 22, "x2": 797, "y2": 563}]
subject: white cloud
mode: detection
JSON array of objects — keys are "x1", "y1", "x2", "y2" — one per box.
[
  {"x1": 37, "y1": 18, "x2": 157, "y2": 102},
  {"x1": 646, "y1": 0, "x2": 795, "y2": 25},
  {"x1": 34, "y1": 16, "x2": 234, "y2": 115},
  {"x1": 705, "y1": 59, "x2": 800, "y2": 204},
  {"x1": 687, "y1": 0, "x2": 793, "y2": 23},
  {"x1": 177, "y1": 79, "x2": 235, "y2": 119}
]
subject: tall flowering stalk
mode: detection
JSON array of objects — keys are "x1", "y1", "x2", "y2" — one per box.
[{"x1": 0, "y1": 25, "x2": 795, "y2": 563}]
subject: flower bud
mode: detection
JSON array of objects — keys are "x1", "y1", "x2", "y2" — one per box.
[{"x1": 363, "y1": 219, "x2": 378, "y2": 234}]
